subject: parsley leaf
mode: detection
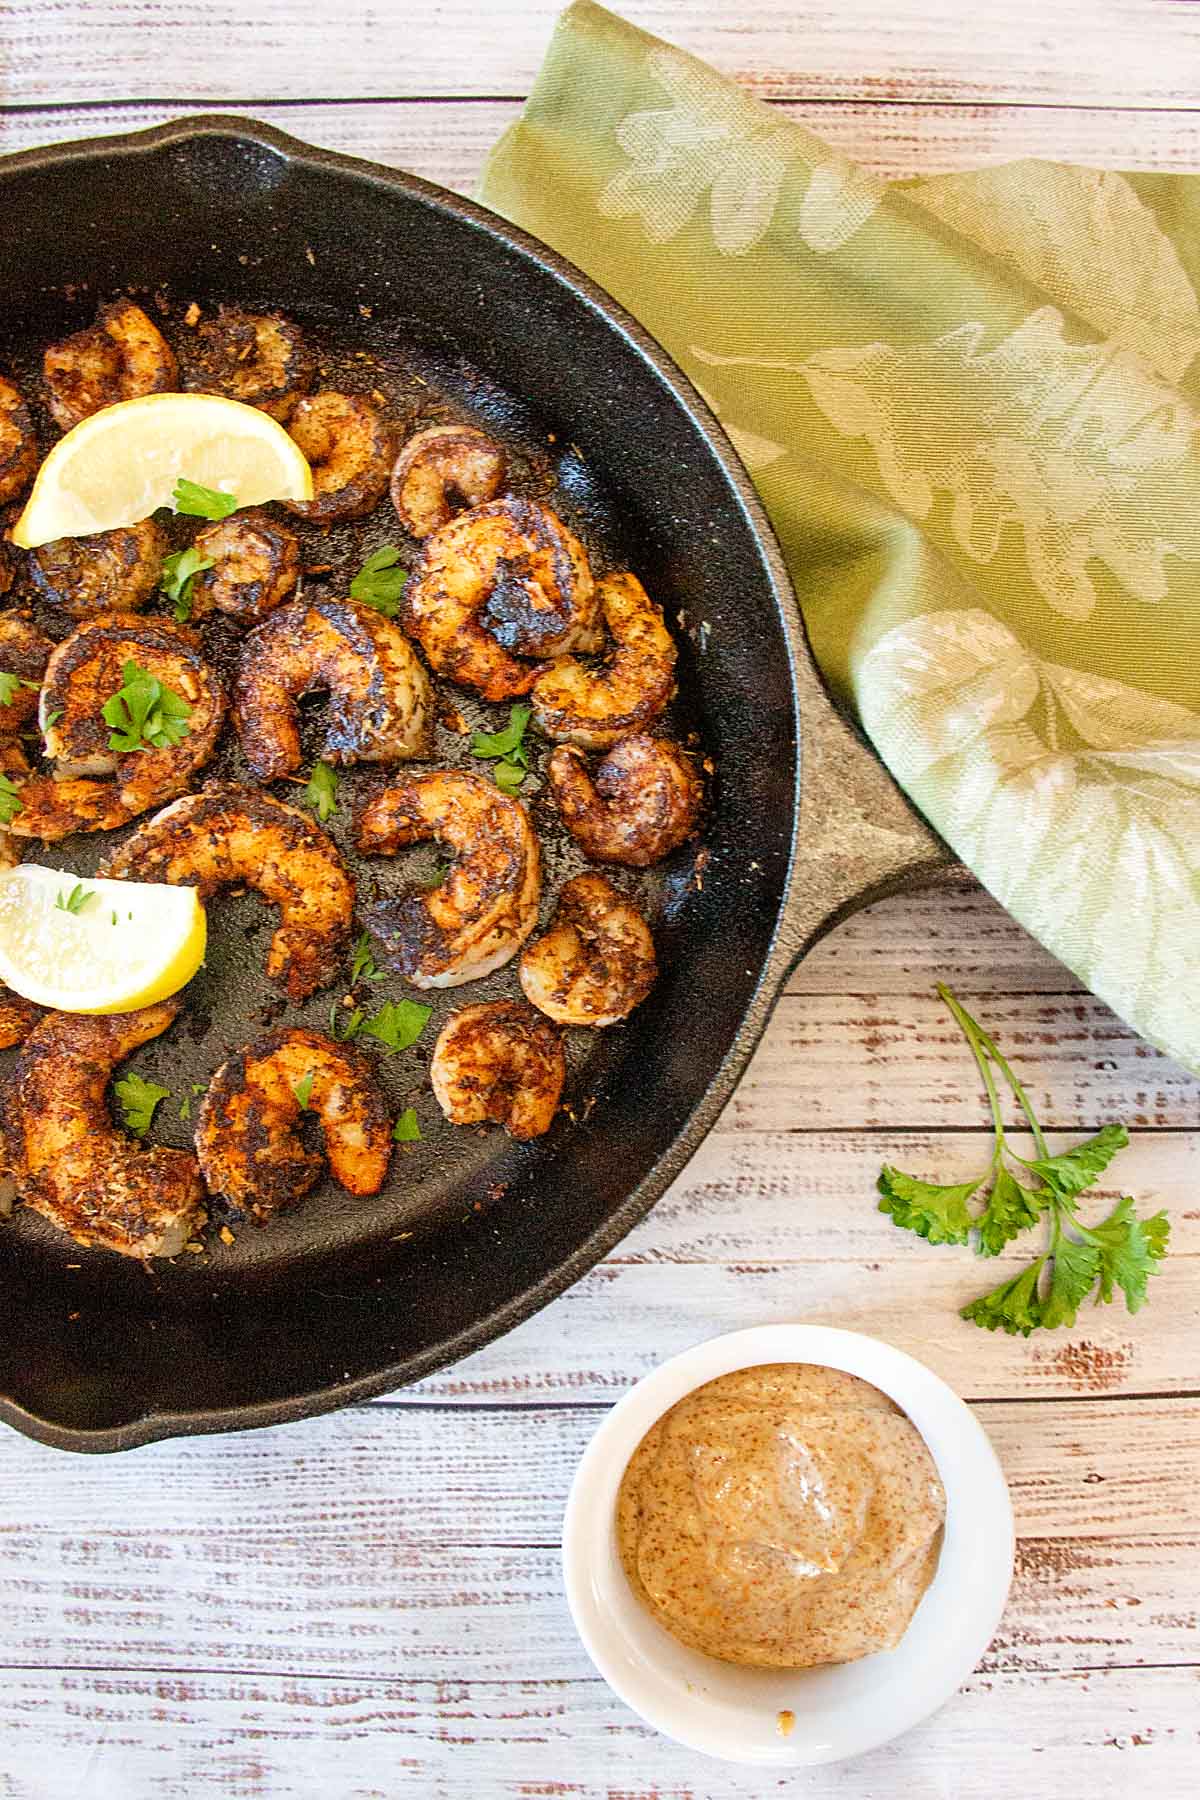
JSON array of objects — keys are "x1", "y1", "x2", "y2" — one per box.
[
  {"x1": 43, "y1": 708, "x2": 63, "y2": 729},
  {"x1": 115, "y1": 1073, "x2": 170, "y2": 1136},
  {"x1": 876, "y1": 1166, "x2": 977, "y2": 1246},
  {"x1": 102, "y1": 660, "x2": 192, "y2": 753},
  {"x1": 55, "y1": 882, "x2": 92, "y2": 916},
  {"x1": 392, "y1": 1107, "x2": 421, "y2": 1143},
  {"x1": 0, "y1": 671, "x2": 38, "y2": 708},
  {"x1": 879, "y1": 985, "x2": 1169, "y2": 1338},
  {"x1": 293, "y1": 1071, "x2": 316, "y2": 1111},
  {"x1": 350, "y1": 546, "x2": 408, "y2": 617},
  {"x1": 161, "y1": 545, "x2": 214, "y2": 621},
  {"x1": 350, "y1": 930, "x2": 387, "y2": 985},
  {"x1": 173, "y1": 477, "x2": 238, "y2": 520},
  {"x1": 304, "y1": 761, "x2": 338, "y2": 823},
  {"x1": 0, "y1": 773, "x2": 23, "y2": 826},
  {"x1": 329, "y1": 1003, "x2": 365, "y2": 1043},
  {"x1": 361, "y1": 998, "x2": 431, "y2": 1054},
  {"x1": 492, "y1": 758, "x2": 526, "y2": 796},
  {"x1": 471, "y1": 703, "x2": 531, "y2": 769}
]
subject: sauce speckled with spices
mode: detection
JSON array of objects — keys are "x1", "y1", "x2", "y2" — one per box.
[{"x1": 616, "y1": 1363, "x2": 946, "y2": 1669}]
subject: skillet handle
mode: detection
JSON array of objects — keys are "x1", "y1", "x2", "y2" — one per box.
[{"x1": 777, "y1": 651, "x2": 966, "y2": 975}]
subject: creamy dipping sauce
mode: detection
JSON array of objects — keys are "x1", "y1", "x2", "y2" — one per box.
[{"x1": 615, "y1": 1363, "x2": 946, "y2": 1669}]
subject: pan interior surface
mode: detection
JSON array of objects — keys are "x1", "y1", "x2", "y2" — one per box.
[{"x1": 0, "y1": 122, "x2": 801, "y2": 1448}]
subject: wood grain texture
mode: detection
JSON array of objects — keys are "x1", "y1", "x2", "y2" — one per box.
[
  {"x1": 3, "y1": 97, "x2": 1200, "y2": 195},
  {"x1": 0, "y1": 1668, "x2": 1194, "y2": 1799},
  {"x1": 4, "y1": 0, "x2": 1200, "y2": 107}
]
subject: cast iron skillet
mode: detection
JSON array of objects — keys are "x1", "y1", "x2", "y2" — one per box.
[{"x1": 0, "y1": 118, "x2": 952, "y2": 1453}]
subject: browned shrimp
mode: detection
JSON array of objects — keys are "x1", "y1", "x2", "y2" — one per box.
[
  {"x1": 0, "y1": 986, "x2": 41, "y2": 1049},
  {"x1": 0, "y1": 739, "x2": 31, "y2": 870},
  {"x1": 99, "y1": 785, "x2": 354, "y2": 1002},
  {"x1": 195, "y1": 1027, "x2": 391, "y2": 1221},
  {"x1": 0, "y1": 535, "x2": 19, "y2": 601},
  {"x1": 530, "y1": 571, "x2": 676, "y2": 749},
  {"x1": 0, "y1": 1000, "x2": 205, "y2": 1259},
  {"x1": 0, "y1": 612, "x2": 53, "y2": 736},
  {"x1": 430, "y1": 1000, "x2": 565, "y2": 1140},
  {"x1": 188, "y1": 510, "x2": 300, "y2": 622},
  {"x1": 356, "y1": 769, "x2": 541, "y2": 988},
  {"x1": 0, "y1": 375, "x2": 37, "y2": 505},
  {"x1": 285, "y1": 391, "x2": 394, "y2": 524},
  {"x1": 28, "y1": 518, "x2": 167, "y2": 617},
  {"x1": 183, "y1": 306, "x2": 314, "y2": 422},
  {"x1": 548, "y1": 734, "x2": 703, "y2": 867},
  {"x1": 43, "y1": 299, "x2": 179, "y2": 432},
  {"x1": 519, "y1": 873, "x2": 657, "y2": 1026},
  {"x1": 234, "y1": 594, "x2": 433, "y2": 780},
  {"x1": 390, "y1": 423, "x2": 507, "y2": 538},
  {"x1": 403, "y1": 496, "x2": 599, "y2": 701},
  {"x1": 8, "y1": 615, "x2": 225, "y2": 841}
]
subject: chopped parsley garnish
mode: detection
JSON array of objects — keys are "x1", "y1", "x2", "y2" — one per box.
[
  {"x1": 292, "y1": 1071, "x2": 316, "y2": 1111},
  {"x1": 304, "y1": 761, "x2": 338, "y2": 823},
  {"x1": 350, "y1": 930, "x2": 387, "y2": 985},
  {"x1": 173, "y1": 477, "x2": 238, "y2": 520},
  {"x1": 361, "y1": 998, "x2": 431, "y2": 1054},
  {"x1": 0, "y1": 773, "x2": 23, "y2": 825},
  {"x1": 55, "y1": 882, "x2": 92, "y2": 916},
  {"x1": 102, "y1": 660, "x2": 192, "y2": 753},
  {"x1": 161, "y1": 545, "x2": 214, "y2": 621},
  {"x1": 329, "y1": 1003, "x2": 365, "y2": 1043},
  {"x1": 350, "y1": 545, "x2": 408, "y2": 617},
  {"x1": 0, "y1": 671, "x2": 38, "y2": 708},
  {"x1": 115, "y1": 1073, "x2": 170, "y2": 1136},
  {"x1": 43, "y1": 708, "x2": 63, "y2": 729},
  {"x1": 392, "y1": 1107, "x2": 421, "y2": 1144},
  {"x1": 877, "y1": 985, "x2": 1169, "y2": 1336},
  {"x1": 470, "y1": 703, "x2": 532, "y2": 793}
]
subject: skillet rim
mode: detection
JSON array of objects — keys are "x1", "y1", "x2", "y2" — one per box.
[{"x1": 0, "y1": 113, "x2": 808, "y2": 1451}]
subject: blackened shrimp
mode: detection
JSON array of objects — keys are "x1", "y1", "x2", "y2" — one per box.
[
  {"x1": 188, "y1": 510, "x2": 300, "y2": 622},
  {"x1": 519, "y1": 873, "x2": 657, "y2": 1026},
  {"x1": 548, "y1": 734, "x2": 703, "y2": 867},
  {"x1": 285, "y1": 391, "x2": 394, "y2": 524},
  {"x1": 0, "y1": 1000, "x2": 205, "y2": 1259},
  {"x1": 196, "y1": 1027, "x2": 391, "y2": 1221},
  {"x1": 403, "y1": 496, "x2": 599, "y2": 702},
  {"x1": 234, "y1": 594, "x2": 433, "y2": 780},
  {"x1": 530, "y1": 571, "x2": 676, "y2": 748},
  {"x1": 355, "y1": 769, "x2": 541, "y2": 987},
  {"x1": 0, "y1": 612, "x2": 53, "y2": 736},
  {"x1": 0, "y1": 985, "x2": 41, "y2": 1049},
  {"x1": 0, "y1": 375, "x2": 37, "y2": 505},
  {"x1": 390, "y1": 423, "x2": 506, "y2": 538},
  {"x1": 99, "y1": 785, "x2": 354, "y2": 1002},
  {"x1": 43, "y1": 299, "x2": 179, "y2": 432},
  {"x1": 9, "y1": 615, "x2": 225, "y2": 841},
  {"x1": 183, "y1": 306, "x2": 314, "y2": 422},
  {"x1": 0, "y1": 536, "x2": 19, "y2": 602},
  {"x1": 430, "y1": 999, "x2": 565, "y2": 1140},
  {"x1": 28, "y1": 518, "x2": 166, "y2": 617}
]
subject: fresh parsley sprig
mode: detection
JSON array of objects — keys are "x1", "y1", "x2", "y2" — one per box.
[
  {"x1": 115, "y1": 1073, "x2": 170, "y2": 1136},
  {"x1": 304, "y1": 761, "x2": 338, "y2": 824},
  {"x1": 0, "y1": 671, "x2": 39, "y2": 709},
  {"x1": 471, "y1": 702, "x2": 532, "y2": 795},
  {"x1": 161, "y1": 545, "x2": 214, "y2": 622},
  {"x1": 173, "y1": 477, "x2": 238, "y2": 521},
  {"x1": 350, "y1": 546, "x2": 408, "y2": 617},
  {"x1": 102, "y1": 660, "x2": 192, "y2": 753},
  {"x1": 0, "y1": 772, "x2": 23, "y2": 825},
  {"x1": 877, "y1": 985, "x2": 1169, "y2": 1337}
]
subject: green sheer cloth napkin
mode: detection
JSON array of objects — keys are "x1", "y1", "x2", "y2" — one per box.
[{"x1": 479, "y1": 0, "x2": 1200, "y2": 1073}]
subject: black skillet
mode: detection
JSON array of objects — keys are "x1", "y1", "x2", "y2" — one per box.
[{"x1": 0, "y1": 118, "x2": 952, "y2": 1452}]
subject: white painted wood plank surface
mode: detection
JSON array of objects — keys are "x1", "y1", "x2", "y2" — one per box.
[
  {"x1": 0, "y1": 1668, "x2": 1194, "y2": 1800},
  {"x1": 4, "y1": 97, "x2": 1200, "y2": 194},
  {"x1": 4, "y1": 0, "x2": 1200, "y2": 108}
]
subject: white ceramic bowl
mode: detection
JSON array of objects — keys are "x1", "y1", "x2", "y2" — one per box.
[{"x1": 562, "y1": 1324, "x2": 1014, "y2": 1767}]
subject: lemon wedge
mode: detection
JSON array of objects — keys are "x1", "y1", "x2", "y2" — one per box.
[
  {"x1": 0, "y1": 865, "x2": 205, "y2": 1013},
  {"x1": 10, "y1": 392, "x2": 313, "y2": 548}
]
